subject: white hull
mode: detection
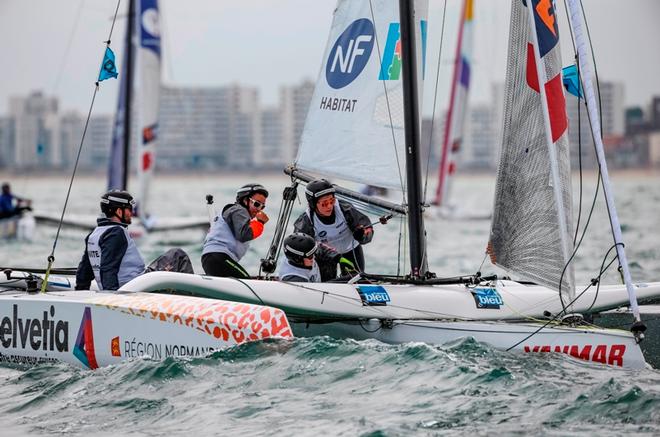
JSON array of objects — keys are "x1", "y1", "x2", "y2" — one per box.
[
  {"x1": 34, "y1": 212, "x2": 208, "y2": 234},
  {"x1": 0, "y1": 213, "x2": 35, "y2": 241},
  {"x1": 0, "y1": 288, "x2": 292, "y2": 369},
  {"x1": 119, "y1": 272, "x2": 659, "y2": 369},
  {"x1": 292, "y1": 319, "x2": 646, "y2": 369},
  {"x1": 123, "y1": 272, "x2": 660, "y2": 321}
]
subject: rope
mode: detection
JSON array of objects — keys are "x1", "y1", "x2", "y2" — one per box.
[
  {"x1": 40, "y1": 0, "x2": 123, "y2": 293},
  {"x1": 506, "y1": 243, "x2": 624, "y2": 352},
  {"x1": 422, "y1": 0, "x2": 448, "y2": 202}
]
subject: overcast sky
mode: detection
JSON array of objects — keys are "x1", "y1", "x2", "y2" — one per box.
[{"x1": 0, "y1": 0, "x2": 658, "y2": 116}]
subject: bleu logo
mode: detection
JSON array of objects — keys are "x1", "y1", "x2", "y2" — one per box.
[
  {"x1": 318, "y1": 230, "x2": 327, "y2": 238},
  {"x1": 326, "y1": 19, "x2": 375, "y2": 89},
  {"x1": 471, "y1": 287, "x2": 503, "y2": 309},
  {"x1": 357, "y1": 285, "x2": 390, "y2": 306}
]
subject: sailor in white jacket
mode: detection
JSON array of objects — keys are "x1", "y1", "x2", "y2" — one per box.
[{"x1": 278, "y1": 233, "x2": 321, "y2": 282}]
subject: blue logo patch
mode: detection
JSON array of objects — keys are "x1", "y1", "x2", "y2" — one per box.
[
  {"x1": 357, "y1": 285, "x2": 390, "y2": 306},
  {"x1": 326, "y1": 19, "x2": 375, "y2": 89},
  {"x1": 471, "y1": 287, "x2": 503, "y2": 309}
]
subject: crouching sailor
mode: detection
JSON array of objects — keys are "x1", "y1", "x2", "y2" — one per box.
[
  {"x1": 202, "y1": 183, "x2": 269, "y2": 278},
  {"x1": 278, "y1": 233, "x2": 321, "y2": 282},
  {"x1": 76, "y1": 190, "x2": 145, "y2": 290}
]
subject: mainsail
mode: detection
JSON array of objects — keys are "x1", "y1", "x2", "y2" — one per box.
[
  {"x1": 295, "y1": 0, "x2": 428, "y2": 191},
  {"x1": 434, "y1": 0, "x2": 473, "y2": 207},
  {"x1": 488, "y1": 0, "x2": 574, "y2": 296}
]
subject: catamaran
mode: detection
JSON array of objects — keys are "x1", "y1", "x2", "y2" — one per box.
[
  {"x1": 5, "y1": 0, "x2": 659, "y2": 370},
  {"x1": 98, "y1": 0, "x2": 660, "y2": 369}
]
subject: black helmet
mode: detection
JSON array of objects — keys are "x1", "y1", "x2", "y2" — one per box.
[
  {"x1": 236, "y1": 183, "x2": 269, "y2": 204},
  {"x1": 305, "y1": 179, "x2": 335, "y2": 208},
  {"x1": 283, "y1": 233, "x2": 318, "y2": 268},
  {"x1": 100, "y1": 190, "x2": 135, "y2": 216}
]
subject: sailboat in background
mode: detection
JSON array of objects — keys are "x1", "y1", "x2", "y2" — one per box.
[
  {"x1": 120, "y1": 0, "x2": 660, "y2": 369},
  {"x1": 36, "y1": 0, "x2": 207, "y2": 235},
  {"x1": 431, "y1": 0, "x2": 489, "y2": 220},
  {"x1": 108, "y1": 0, "x2": 207, "y2": 234}
]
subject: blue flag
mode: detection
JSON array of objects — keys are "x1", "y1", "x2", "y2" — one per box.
[
  {"x1": 98, "y1": 47, "x2": 119, "y2": 81},
  {"x1": 562, "y1": 64, "x2": 583, "y2": 98}
]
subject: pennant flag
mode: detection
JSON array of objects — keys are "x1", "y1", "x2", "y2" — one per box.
[
  {"x1": 98, "y1": 47, "x2": 119, "y2": 81},
  {"x1": 562, "y1": 64, "x2": 583, "y2": 98}
]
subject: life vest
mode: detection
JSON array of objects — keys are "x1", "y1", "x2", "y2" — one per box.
[
  {"x1": 307, "y1": 199, "x2": 358, "y2": 254},
  {"x1": 202, "y1": 212, "x2": 250, "y2": 262},
  {"x1": 278, "y1": 257, "x2": 321, "y2": 282},
  {"x1": 86, "y1": 224, "x2": 145, "y2": 289}
]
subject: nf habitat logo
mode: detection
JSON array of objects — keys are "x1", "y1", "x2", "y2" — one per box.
[
  {"x1": 326, "y1": 18, "x2": 375, "y2": 89},
  {"x1": 378, "y1": 21, "x2": 428, "y2": 81}
]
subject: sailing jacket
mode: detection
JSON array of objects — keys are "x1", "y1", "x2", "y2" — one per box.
[
  {"x1": 293, "y1": 199, "x2": 373, "y2": 280},
  {"x1": 75, "y1": 218, "x2": 145, "y2": 290},
  {"x1": 278, "y1": 258, "x2": 321, "y2": 283},
  {"x1": 202, "y1": 203, "x2": 264, "y2": 262}
]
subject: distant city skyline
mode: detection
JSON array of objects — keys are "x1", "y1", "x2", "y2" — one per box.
[{"x1": 0, "y1": 0, "x2": 659, "y2": 118}]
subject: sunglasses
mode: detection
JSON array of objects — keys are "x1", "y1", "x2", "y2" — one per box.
[{"x1": 249, "y1": 198, "x2": 266, "y2": 210}]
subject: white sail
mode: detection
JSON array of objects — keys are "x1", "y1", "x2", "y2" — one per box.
[
  {"x1": 136, "y1": 0, "x2": 161, "y2": 217},
  {"x1": 295, "y1": 0, "x2": 428, "y2": 191}
]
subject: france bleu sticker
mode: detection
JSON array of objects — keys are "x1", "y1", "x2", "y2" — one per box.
[
  {"x1": 357, "y1": 285, "x2": 390, "y2": 306},
  {"x1": 471, "y1": 287, "x2": 503, "y2": 309}
]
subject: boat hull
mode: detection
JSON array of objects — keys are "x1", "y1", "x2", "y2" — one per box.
[
  {"x1": 121, "y1": 272, "x2": 657, "y2": 369},
  {"x1": 0, "y1": 289, "x2": 292, "y2": 369},
  {"x1": 123, "y1": 272, "x2": 660, "y2": 321},
  {"x1": 291, "y1": 319, "x2": 647, "y2": 369}
]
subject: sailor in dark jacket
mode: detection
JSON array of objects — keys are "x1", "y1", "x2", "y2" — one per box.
[
  {"x1": 293, "y1": 179, "x2": 373, "y2": 281},
  {"x1": 202, "y1": 183, "x2": 269, "y2": 278},
  {"x1": 76, "y1": 190, "x2": 145, "y2": 290}
]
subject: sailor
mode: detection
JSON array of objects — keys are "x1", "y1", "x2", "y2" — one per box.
[
  {"x1": 293, "y1": 179, "x2": 373, "y2": 281},
  {"x1": 202, "y1": 183, "x2": 269, "y2": 278},
  {"x1": 278, "y1": 233, "x2": 321, "y2": 282},
  {"x1": 75, "y1": 190, "x2": 145, "y2": 290},
  {"x1": 0, "y1": 182, "x2": 32, "y2": 219}
]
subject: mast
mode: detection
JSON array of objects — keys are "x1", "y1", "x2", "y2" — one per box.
[
  {"x1": 565, "y1": 0, "x2": 644, "y2": 336},
  {"x1": 122, "y1": 0, "x2": 136, "y2": 190},
  {"x1": 399, "y1": 0, "x2": 427, "y2": 278}
]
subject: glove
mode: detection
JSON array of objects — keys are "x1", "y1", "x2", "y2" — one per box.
[{"x1": 352, "y1": 227, "x2": 365, "y2": 241}]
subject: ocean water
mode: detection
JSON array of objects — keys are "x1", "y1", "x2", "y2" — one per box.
[{"x1": 0, "y1": 171, "x2": 659, "y2": 435}]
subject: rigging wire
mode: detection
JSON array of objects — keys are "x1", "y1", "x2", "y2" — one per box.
[
  {"x1": 368, "y1": 0, "x2": 406, "y2": 199},
  {"x1": 51, "y1": 0, "x2": 85, "y2": 94},
  {"x1": 561, "y1": 0, "x2": 584, "y2": 246},
  {"x1": 422, "y1": 0, "x2": 448, "y2": 202},
  {"x1": 555, "y1": 0, "x2": 613, "y2": 311},
  {"x1": 506, "y1": 243, "x2": 623, "y2": 352},
  {"x1": 39, "y1": 0, "x2": 123, "y2": 293}
]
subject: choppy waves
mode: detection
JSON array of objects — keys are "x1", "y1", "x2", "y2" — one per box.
[{"x1": 1, "y1": 338, "x2": 660, "y2": 435}]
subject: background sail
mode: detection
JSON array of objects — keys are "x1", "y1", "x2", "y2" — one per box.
[
  {"x1": 295, "y1": 0, "x2": 428, "y2": 191},
  {"x1": 136, "y1": 0, "x2": 161, "y2": 217},
  {"x1": 434, "y1": 0, "x2": 473, "y2": 207},
  {"x1": 488, "y1": 0, "x2": 574, "y2": 294}
]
